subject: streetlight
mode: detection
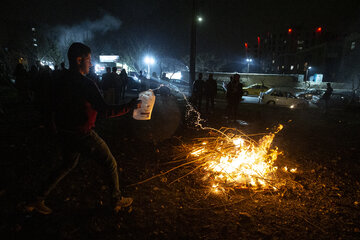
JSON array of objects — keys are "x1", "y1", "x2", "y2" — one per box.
[
  {"x1": 246, "y1": 58, "x2": 253, "y2": 73},
  {"x1": 189, "y1": 0, "x2": 203, "y2": 94},
  {"x1": 144, "y1": 56, "x2": 155, "y2": 79}
]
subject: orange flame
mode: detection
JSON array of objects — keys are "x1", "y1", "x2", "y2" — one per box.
[{"x1": 189, "y1": 124, "x2": 293, "y2": 192}]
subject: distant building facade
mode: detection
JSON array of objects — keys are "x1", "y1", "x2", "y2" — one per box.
[
  {"x1": 245, "y1": 26, "x2": 359, "y2": 83},
  {"x1": 338, "y1": 32, "x2": 360, "y2": 83}
]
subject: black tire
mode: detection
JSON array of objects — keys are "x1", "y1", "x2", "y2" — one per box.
[
  {"x1": 243, "y1": 91, "x2": 248, "y2": 96},
  {"x1": 267, "y1": 101, "x2": 275, "y2": 105}
]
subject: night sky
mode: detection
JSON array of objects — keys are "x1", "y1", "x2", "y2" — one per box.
[{"x1": 2, "y1": 0, "x2": 360, "y2": 59}]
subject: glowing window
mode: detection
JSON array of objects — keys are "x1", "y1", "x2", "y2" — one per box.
[{"x1": 99, "y1": 55, "x2": 119, "y2": 62}]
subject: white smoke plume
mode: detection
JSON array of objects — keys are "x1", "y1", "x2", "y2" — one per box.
[{"x1": 53, "y1": 14, "x2": 122, "y2": 48}]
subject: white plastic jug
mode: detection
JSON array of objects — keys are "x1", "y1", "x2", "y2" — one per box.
[{"x1": 133, "y1": 90, "x2": 156, "y2": 120}]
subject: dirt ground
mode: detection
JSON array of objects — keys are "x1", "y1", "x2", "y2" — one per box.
[{"x1": 0, "y1": 95, "x2": 360, "y2": 239}]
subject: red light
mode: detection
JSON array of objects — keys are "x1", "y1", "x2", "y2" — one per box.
[
  {"x1": 257, "y1": 36, "x2": 260, "y2": 43},
  {"x1": 245, "y1": 42, "x2": 248, "y2": 48},
  {"x1": 316, "y1": 27, "x2": 322, "y2": 32},
  {"x1": 288, "y1": 28, "x2": 292, "y2": 33}
]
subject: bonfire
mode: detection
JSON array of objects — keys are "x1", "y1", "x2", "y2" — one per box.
[{"x1": 169, "y1": 124, "x2": 297, "y2": 194}]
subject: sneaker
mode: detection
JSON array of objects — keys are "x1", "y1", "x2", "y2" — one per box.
[
  {"x1": 25, "y1": 200, "x2": 52, "y2": 215},
  {"x1": 114, "y1": 197, "x2": 133, "y2": 213}
]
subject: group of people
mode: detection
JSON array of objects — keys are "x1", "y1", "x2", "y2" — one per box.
[
  {"x1": 192, "y1": 72, "x2": 243, "y2": 120},
  {"x1": 12, "y1": 61, "x2": 67, "y2": 105},
  {"x1": 191, "y1": 73, "x2": 218, "y2": 113},
  {"x1": 12, "y1": 60, "x2": 130, "y2": 106},
  {"x1": 11, "y1": 58, "x2": 134, "y2": 128},
  {"x1": 12, "y1": 62, "x2": 69, "y2": 125},
  {"x1": 100, "y1": 67, "x2": 128, "y2": 104}
]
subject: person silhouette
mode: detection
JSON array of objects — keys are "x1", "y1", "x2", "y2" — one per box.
[{"x1": 25, "y1": 42, "x2": 140, "y2": 215}]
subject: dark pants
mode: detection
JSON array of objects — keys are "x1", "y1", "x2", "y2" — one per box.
[
  {"x1": 115, "y1": 88, "x2": 121, "y2": 104},
  {"x1": 120, "y1": 85, "x2": 126, "y2": 100},
  {"x1": 205, "y1": 95, "x2": 215, "y2": 112},
  {"x1": 39, "y1": 130, "x2": 121, "y2": 200},
  {"x1": 192, "y1": 93, "x2": 203, "y2": 111},
  {"x1": 227, "y1": 96, "x2": 240, "y2": 120}
]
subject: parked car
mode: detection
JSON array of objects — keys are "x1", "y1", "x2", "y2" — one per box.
[
  {"x1": 260, "y1": 88, "x2": 309, "y2": 108},
  {"x1": 295, "y1": 89, "x2": 324, "y2": 103},
  {"x1": 168, "y1": 79, "x2": 190, "y2": 94},
  {"x1": 243, "y1": 84, "x2": 269, "y2": 96},
  {"x1": 127, "y1": 72, "x2": 141, "y2": 91}
]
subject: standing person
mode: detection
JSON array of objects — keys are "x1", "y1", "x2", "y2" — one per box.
[
  {"x1": 101, "y1": 67, "x2": 115, "y2": 104},
  {"x1": 192, "y1": 73, "x2": 205, "y2": 112},
  {"x1": 58, "y1": 62, "x2": 68, "y2": 79},
  {"x1": 87, "y1": 66, "x2": 100, "y2": 89},
  {"x1": 161, "y1": 73, "x2": 169, "y2": 82},
  {"x1": 60, "y1": 62, "x2": 67, "y2": 73},
  {"x1": 226, "y1": 74, "x2": 243, "y2": 121},
  {"x1": 38, "y1": 65, "x2": 53, "y2": 127},
  {"x1": 13, "y1": 63, "x2": 29, "y2": 103},
  {"x1": 139, "y1": 70, "x2": 147, "y2": 91},
  {"x1": 52, "y1": 65, "x2": 61, "y2": 79},
  {"x1": 204, "y1": 73, "x2": 217, "y2": 113},
  {"x1": 152, "y1": 72, "x2": 158, "y2": 79},
  {"x1": 25, "y1": 42, "x2": 140, "y2": 215},
  {"x1": 322, "y1": 82, "x2": 333, "y2": 114},
  {"x1": 111, "y1": 67, "x2": 121, "y2": 104},
  {"x1": 28, "y1": 65, "x2": 39, "y2": 103},
  {"x1": 119, "y1": 69, "x2": 128, "y2": 100},
  {"x1": 0, "y1": 62, "x2": 11, "y2": 86}
]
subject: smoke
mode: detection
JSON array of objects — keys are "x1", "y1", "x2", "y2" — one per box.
[{"x1": 52, "y1": 14, "x2": 122, "y2": 48}]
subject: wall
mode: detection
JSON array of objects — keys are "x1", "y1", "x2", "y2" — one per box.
[{"x1": 182, "y1": 71, "x2": 300, "y2": 87}]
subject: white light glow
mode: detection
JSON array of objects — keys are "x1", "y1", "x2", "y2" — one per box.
[
  {"x1": 40, "y1": 60, "x2": 54, "y2": 70},
  {"x1": 94, "y1": 64, "x2": 105, "y2": 74},
  {"x1": 144, "y1": 56, "x2": 155, "y2": 65},
  {"x1": 167, "y1": 71, "x2": 182, "y2": 80},
  {"x1": 99, "y1": 55, "x2": 119, "y2": 63}
]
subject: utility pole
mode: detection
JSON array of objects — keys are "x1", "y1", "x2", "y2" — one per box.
[{"x1": 189, "y1": 0, "x2": 197, "y2": 94}]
